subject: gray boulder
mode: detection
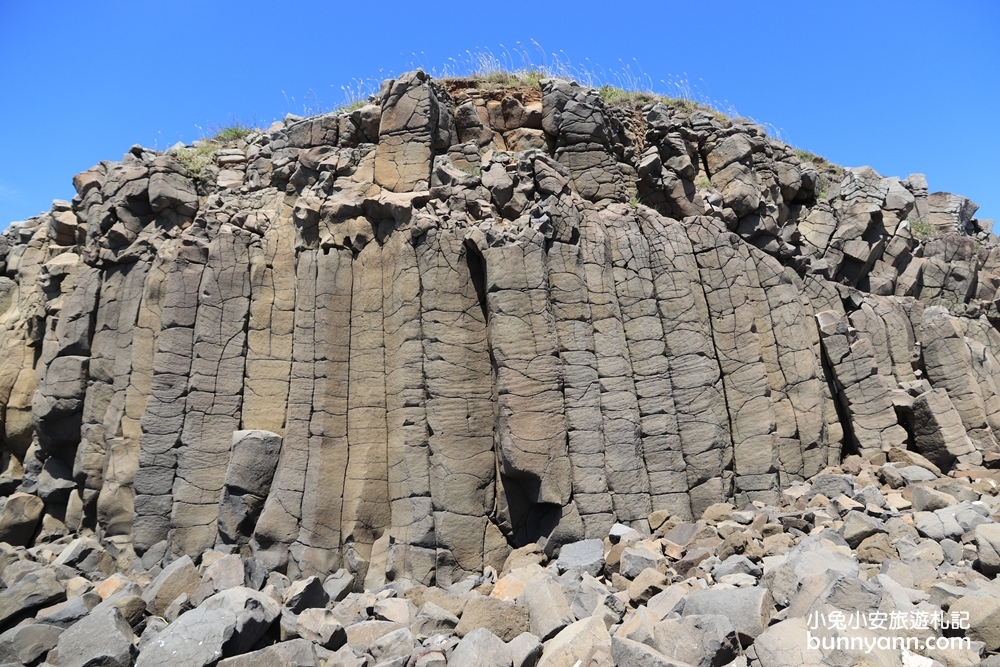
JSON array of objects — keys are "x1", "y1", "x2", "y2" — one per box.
[
  {"x1": 136, "y1": 587, "x2": 279, "y2": 667},
  {"x1": 610, "y1": 636, "x2": 678, "y2": 667},
  {"x1": 0, "y1": 493, "x2": 43, "y2": 547},
  {"x1": 916, "y1": 501, "x2": 992, "y2": 541},
  {"x1": 682, "y1": 586, "x2": 773, "y2": 645},
  {"x1": 55, "y1": 607, "x2": 135, "y2": 667},
  {"x1": 555, "y1": 539, "x2": 605, "y2": 577},
  {"x1": 0, "y1": 622, "x2": 63, "y2": 665},
  {"x1": 141, "y1": 554, "x2": 200, "y2": 617},
  {"x1": 216, "y1": 638, "x2": 321, "y2": 666},
  {"x1": 522, "y1": 578, "x2": 574, "y2": 641},
  {"x1": 295, "y1": 608, "x2": 347, "y2": 649},
  {"x1": 449, "y1": 627, "x2": 512, "y2": 667},
  {"x1": 0, "y1": 568, "x2": 65, "y2": 629},
  {"x1": 653, "y1": 614, "x2": 740, "y2": 667},
  {"x1": 283, "y1": 575, "x2": 329, "y2": 613}
]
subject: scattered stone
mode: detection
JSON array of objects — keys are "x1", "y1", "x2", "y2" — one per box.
[
  {"x1": 449, "y1": 627, "x2": 512, "y2": 667},
  {"x1": 55, "y1": 607, "x2": 135, "y2": 667},
  {"x1": 555, "y1": 539, "x2": 605, "y2": 576}
]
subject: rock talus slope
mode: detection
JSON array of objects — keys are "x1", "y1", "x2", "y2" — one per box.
[{"x1": 1, "y1": 68, "x2": 998, "y2": 591}]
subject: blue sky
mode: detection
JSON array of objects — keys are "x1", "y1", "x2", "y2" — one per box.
[{"x1": 1, "y1": 1, "x2": 997, "y2": 229}]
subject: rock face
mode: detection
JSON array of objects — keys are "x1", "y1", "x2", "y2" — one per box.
[{"x1": 1, "y1": 69, "x2": 999, "y2": 592}]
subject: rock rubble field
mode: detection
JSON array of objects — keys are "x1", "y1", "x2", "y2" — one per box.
[
  {"x1": 1, "y1": 67, "x2": 999, "y2": 665},
  {"x1": 5, "y1": 452, "x2": 1000, "y2": 666}
]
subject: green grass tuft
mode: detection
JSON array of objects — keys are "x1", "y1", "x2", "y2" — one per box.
[
  {"x1": 909, "y1": 218, "x2": 940, "y2": 241},
  {"x1": 174, "y1": 143, "x2": 218, "y2": 182}
]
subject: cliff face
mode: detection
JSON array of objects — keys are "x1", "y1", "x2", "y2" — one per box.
[{"x1": 0, "y1": 69, "x2": 997, "y2": 587}]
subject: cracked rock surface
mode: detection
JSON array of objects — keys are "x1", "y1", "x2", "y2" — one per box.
[{"x1": 1, "y1": 69, "x2": 1000, "y2": 666}]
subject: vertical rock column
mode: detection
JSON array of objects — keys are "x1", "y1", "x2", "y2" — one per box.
[
  {"x1": 98, "y1": 252, "x2": 168, "y2": 539},
  {"x1": 242, "y1": 203, "x2": 295, "y2": 435},
  {"x1": 383, "y1": 232, "x2": 436, "y2": 584},
  {"x1": 134, "y1": 234, "x2": 208, "y2": 553},
  {"x1": 919, "y1": 307, "x2": 1000, "y2": 452},
  {"x1": 74, "y1": 264, "x2": 131, "y2": 530},
  {"x1": 341, "y1": 240, "x2": 390, "y2": 587},
  {"x1": 684, "y1": 216, "x2": 776, "y2": 505},
  {"x1": 86, "y1": 259, "x2": 150, "y2": 536},
  {"x1": 546, "y1": 239, "x2": 614, "y2": 537},
  {"x1": 0, "y1": 276, "x2": 36, "y2": 481},
  {"x1": 578, "y1": 210, "x2": 650, "y2": 526},
  {"x1": 290, "y1": 246, "x2": 353, "y2": 579},
  {"x1": 252, "y1": 249, "x2": 320, "y2": 572},
  {"x1": 171, "y1": 227, "x2": 252, "y2": 557},
  {"x1": 754, "y1": 256, "x2": 832, "y2": 487},
  {"x1": 604, "y1": 205, "x2": 686, "y2": 516},
  {"x1": 640, "y1": 210, "x2": 730, "y2": 518},
  {"x1": 816, "y1": 310, "x2": 907, "y2": 457},
  {"x1": 417, "y1": 229, "x2": 496, "y2": 585},
  {"x1": 484, "y1": 233, "x2": 570, "y2": 508}
]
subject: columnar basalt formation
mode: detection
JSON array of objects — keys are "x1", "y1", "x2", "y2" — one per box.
[{"x1": 1, "y1": 69, "x2": 998, "y2": 591}]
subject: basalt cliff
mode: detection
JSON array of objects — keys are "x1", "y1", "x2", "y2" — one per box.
[{"x1": 0, "y1": 69, "x2": 996, "y2": 591}]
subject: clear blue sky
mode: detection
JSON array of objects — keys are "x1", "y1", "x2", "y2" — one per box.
[{"x1": 1, "y1": 1, "x2": 997, "y2": 229}]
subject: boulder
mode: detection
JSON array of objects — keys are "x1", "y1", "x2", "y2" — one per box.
[
  {"x1": 682, "y1": 586, "x2": 773, "y2": 645},
  {"x1": 977, "y1": 523, "x2": 1000, "y2": 574},
  {"x1": 135, "y1": 587, "x2": 280, "y2": 666},
  {"x1": 536, "y1": 616, "x2": 611, "y2": 667},
  {"x1": 54, "y1": 607, "x2": 135, "y2": 667},
  {"x1": 0, "y1": 492, "x2": 43, "y2": 547},
  {"x1": 0, "y1": 622, "x2": 63, "y2": 665},
  {"x1": 609, "y1": 636, "x2": 678, "y2": 667},
  {"x1": 283, "y1": 575, "x2": 329, "y2": 613},
  {"x1": 215, "y1": 638, "x2": 321, "y2": 666},
  {"x1": 0, "y1": 568, "x2": 66, "y2": 629},
  {"x1": 455, "y1": 595, "x2": 529, "y2": 641},
  {"x1": 522, "y1": 578, "x2": 573, "y2": 641},
  {"x1": 555, "y1": 539, "x2": 605, "y2": 576},
  {"x1": 449, "y1": 627, "x2": 512, "y2": 667},
  {"x1": 653, "y1": 614, "x2": 740, "y2": 667},
  {"x1": 295, "y1": 608, "x2": 346, "y2": 649},
  {"x1": 141, "y1": 555, "x2": 200, "y2": 617}
]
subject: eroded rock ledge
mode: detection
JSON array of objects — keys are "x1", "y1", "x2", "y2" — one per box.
[{"x1": 1, "y1": 69, "x2": 998, "y2": 593}]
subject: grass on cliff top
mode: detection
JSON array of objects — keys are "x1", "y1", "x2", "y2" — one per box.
[{"x1": 173, "y1": 121, "x2": 258, "y2": 182}]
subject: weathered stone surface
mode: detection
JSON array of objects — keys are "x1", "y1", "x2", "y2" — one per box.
[
  {"x1": 0, "y1": 492, "x2": 43, "y2": 546},
  {"x1": 0, "y1": 568, "x2": 65, "y2": 628},
  {"x1": 136, "y1": 587, "x2": 279, "y2": 667},
  {"x1": 295, "y1": 608, "x2": 346, "y2": 649},
  {"x1": 681, "y1": 586, "x2": 773, "y2": 644},
  {"x1": 536, "y1": 616, "x2": 611, "y2": 667},
  {"x1": 449, "y1": 627, "x2": 512, "y2": 667},
  {"x1": 55, "y1": 607, "x2": 135, "y2": 667},
  {"x1": 455, "y1": 595, "x2": 529, "y2": 641},
  {"x1": 216, "y1": 638, "x2": 321, "y2": 667},
  {"x1": 141, "y1": 554, "x2": 199, "y2": 617},
  {"x1": 653, "y1": 614, "x2": 740, "y2": 667},
  {"x1": 0, "y1": 622, "x2": 63, "y2": 665},
  {"x1": 3, "y1": 70, "x2": 1000, "y2": 610}
]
